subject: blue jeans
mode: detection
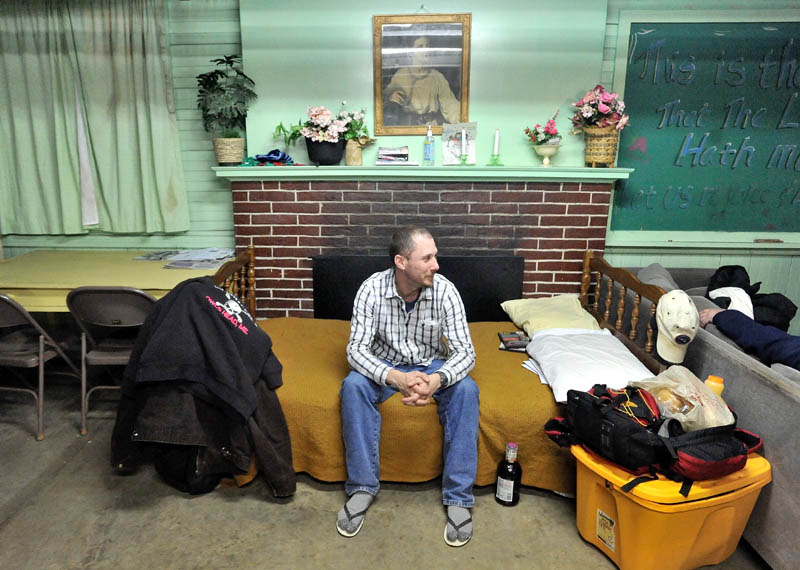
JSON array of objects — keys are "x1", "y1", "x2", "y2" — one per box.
[{"x1": 340, "y1": 360, "x2": 479, "y2": 507}]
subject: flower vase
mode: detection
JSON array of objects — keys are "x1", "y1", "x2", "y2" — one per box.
[
  {"x1": 583, "y1": 125, "x2": 619, "y2": 168},
  {"x1": 533, "y1": 144, "x2": 560, "y2": 167},
  {"x1": 305, "y1": 139, "x2": 346, "y2": 166},
  {"x1": 345, "y1": 139, "x2": 363, "y2": 166}
]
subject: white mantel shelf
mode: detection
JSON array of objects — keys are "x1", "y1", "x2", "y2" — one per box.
[{"x1": 213, "y1": 165, "x2": 633, "y2": 183}]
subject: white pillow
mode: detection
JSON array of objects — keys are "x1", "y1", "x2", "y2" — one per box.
[
  {"x1": 501, "y1": 294, "x2": 599, "y2": 337},
  {"x1": 526, "y1": 328, "x2": 654, "y2": 402}
]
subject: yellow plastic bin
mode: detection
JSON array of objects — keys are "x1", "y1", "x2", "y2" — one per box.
[{"x1": 571, "y1": 445, "x2": 771, "y2": 570}]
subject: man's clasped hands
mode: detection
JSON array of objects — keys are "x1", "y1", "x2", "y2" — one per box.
[{"x1": 387, "y1": 369, "x2": 442, "y2": 407}]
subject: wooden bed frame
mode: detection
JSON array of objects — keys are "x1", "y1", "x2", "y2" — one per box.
[
  {"x1": 212, "y1": 245, "x2": 256, "y2": 316},
  {"x1": 580, "y1": 250, "x2": 667, "y2": 375},
  {"x1": 245, "y1": 249, "x2": 670, "y2": 493}
]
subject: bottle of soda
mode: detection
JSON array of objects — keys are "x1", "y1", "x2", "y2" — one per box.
[{"x1": 495, "y1": 442, "x2": 522, "y2": 506}]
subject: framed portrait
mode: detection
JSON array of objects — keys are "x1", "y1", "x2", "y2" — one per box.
[{"x1": 373, "y1": 13, "x2": 471, "y2": 136}]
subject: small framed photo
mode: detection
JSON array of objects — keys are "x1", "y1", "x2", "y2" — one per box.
[
  {"x1": 442, "y1": 122, "x2": 477, "y2": 165},
  {"x1": 373, "y1": 13, "x2": 471, "y2": 136}
]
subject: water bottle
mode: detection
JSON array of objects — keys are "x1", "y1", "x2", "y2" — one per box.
[{"x1": 423, "y1": 125, "x2": 434, "y2": 166}]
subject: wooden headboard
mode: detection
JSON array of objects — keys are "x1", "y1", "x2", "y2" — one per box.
[
  {"x1": 213, "y1": 245, "x2": 256, "y2": 316},
  {"x1": 580, "y1": 250, "x2": 667, "y2": 374},
  {"x1": 312, "y1": 255, "x2": 525, "y2": 322}
]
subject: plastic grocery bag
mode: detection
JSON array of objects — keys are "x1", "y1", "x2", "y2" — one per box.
[{"x1": 630, "y1": 365, "x2": 734, "y2": 431}]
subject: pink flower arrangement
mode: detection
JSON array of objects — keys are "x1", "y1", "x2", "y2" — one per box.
[
  {"x1": 274, "y1": 102, "x2": 371, "y2": 147},
  {"x1": 299, "y1": 106, "x2": 350, "y2": 143},
  {"x1": 570, "y1": 85, "x2": 629, "y2": 131},
  {"x1": 525, "y1": 110, "x2": 561, "y2": 146}
]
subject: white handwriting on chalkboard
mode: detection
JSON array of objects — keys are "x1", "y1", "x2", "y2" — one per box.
[
  {"x1": 657, "y1": 100, "x2": 711, "y2": 128},
  {"x1": 758, "y1": 39, "x2": 800, "y2": 89},
  {"x1": 634, "y1": 39, "x2": 696, "y2": 84},
  {"x1": 714, "y1": 53, "x2": 746, "y2": 86},
  {"x1": 722, "y1": 98, "x2": 768, "y2": 129},
  {"x1": 777, "y1": 92, "x2": 799, "y2": 128},
  {"x1": 618, "y1": 25, "x2": 800, "y2": 231},
  {"x1": 766, "y1": 145, "x2": 800, "y2": 170},
  {"x1": 623, "y1": 184, "x2": 800, "y2": 212},
  {"x1": 675, "y1": 134, "x2": 755, "y2": 168}
]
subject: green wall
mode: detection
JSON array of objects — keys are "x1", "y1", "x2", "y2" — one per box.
[
  {"x1": 240, "y1": 0, "x2": 608, "y2": 167},
  {"x1": 3, "y1": 0, "x2": 799, "y2": 336}
]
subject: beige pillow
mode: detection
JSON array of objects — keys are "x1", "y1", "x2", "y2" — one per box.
[{"x1": 501, "y1": 294, "x2": 600, "y2": 336}]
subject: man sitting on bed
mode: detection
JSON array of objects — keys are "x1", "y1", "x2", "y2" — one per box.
[{"x1": 336, "y1": 225, "x2": 479, "y2": 547}]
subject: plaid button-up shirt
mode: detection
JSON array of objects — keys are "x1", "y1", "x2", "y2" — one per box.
[{"x1": 346, "y1": 268, "x2": 475, "y2": 388}]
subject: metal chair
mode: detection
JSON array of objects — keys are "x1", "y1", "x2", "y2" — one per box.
[
  {"x1": 66, "y1": 286, "x2": 156, "y2": 435},
  {"x1": 0, "y1": 294, "x2": 79, "y2": 440}
]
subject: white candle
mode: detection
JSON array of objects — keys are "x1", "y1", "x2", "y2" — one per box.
[
  {"x1": 493, "y1": 128, "x2": 500, "y2": 155},
  {"x1": 461, "y1": 128, "x2": 467, "y2": 155}
]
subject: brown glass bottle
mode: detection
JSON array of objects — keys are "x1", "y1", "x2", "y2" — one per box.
[{"x1": 495, "y1": 442, "x2": 522, "y2": 506}]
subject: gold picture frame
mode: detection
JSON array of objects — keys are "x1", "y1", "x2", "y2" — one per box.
[{"x1": 373, "y1": 13, "x2": 471, "y2": 136}]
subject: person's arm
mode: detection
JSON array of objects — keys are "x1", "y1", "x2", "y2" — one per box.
[
  {"x1": 384, "y1": 68, "x2": 409, "y2": 106},
  {"x1": 346, "y1": 280, "x2": 393, "y2": 385},
  {"x1": 434, "y1": 282, "x2": 476, "y2": 388},
  {"x1": 346, "y1": 277, "x2": 439, "y2": 403},
  {"x1": 432, "y1": 70, "x2": 462, "y2": 124},
  {"x1": 711, "y1": 309, "x2": 800, "y2": 368}
]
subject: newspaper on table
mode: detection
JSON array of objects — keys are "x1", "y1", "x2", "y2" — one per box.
[
  {"x1": 166, "y1": 248, "x2": 234, "y2": 261},
  {"x1": 161, "y1": 247, "x2": 235, "y2": 270}
]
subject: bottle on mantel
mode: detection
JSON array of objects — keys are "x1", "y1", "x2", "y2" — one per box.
[
  {"x1": 495, "y1": 442, "x2": 522, "y2": 506},
  {"x1": 423, "y1": 124, "x2": 435, "y2": 166}
]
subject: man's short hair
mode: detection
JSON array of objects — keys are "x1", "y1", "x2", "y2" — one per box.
[{"x1": 389, "y1": 226, "x2": 433, "y2": 262}]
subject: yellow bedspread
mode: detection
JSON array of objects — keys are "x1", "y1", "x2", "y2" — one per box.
[{"x1": 260, "y1": 317, "x2": 575, "y2": 493}]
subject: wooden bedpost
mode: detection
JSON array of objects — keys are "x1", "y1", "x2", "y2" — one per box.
[
  {"x1": 212, "y1": 243, "x2": 257, "y2": 317},
  {"x1": 580, "y1": 250, "x2": 593, "y2": 307},
  {"x1": 245, "y1": 244, "x2": 255, "y2": 316},
  {"x1": 645, "y1": 302, "x2": 657, "y2": 354}
]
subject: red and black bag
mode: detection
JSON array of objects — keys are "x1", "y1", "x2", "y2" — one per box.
[
  {"x1": 657, "y1": 418, "x2": 763, "y2": 482},
  {"x1": 545, "y1": 385, "x2": 668, "y2": 474},
  {"x1": 544, "y1": 384, "x2": 763, "y2": 496}
]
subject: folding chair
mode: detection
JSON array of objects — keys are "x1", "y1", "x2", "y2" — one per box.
[
  {"x1": 0, "y1": 294, "x2": 79, "y2": 440},
  {"x1": 66, "y1": 286, "x2": 156, "y2": 435}
]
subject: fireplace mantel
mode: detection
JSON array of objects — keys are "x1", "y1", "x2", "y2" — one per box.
[{"x1": 214, "y1": 165, "x2": 633, "y2": 183}]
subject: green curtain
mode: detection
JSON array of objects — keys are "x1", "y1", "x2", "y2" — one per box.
[
  {"x1": 0, "y1": 1, "x2": 85, "y2": 234},
  {"x1": 0, "y1": 0, "x2": 189, "y2": 235}
]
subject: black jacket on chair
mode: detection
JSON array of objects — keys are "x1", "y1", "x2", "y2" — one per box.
[{"x1": 111, "y1": 277, "x2": 295, "y2": 498}]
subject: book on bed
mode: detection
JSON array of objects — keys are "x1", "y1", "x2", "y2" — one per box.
[{"x1": 498, "y1": 331, "x2": 530, "y2": 351}]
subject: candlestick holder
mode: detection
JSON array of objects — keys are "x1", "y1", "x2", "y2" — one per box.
[{"x1": 486, "y1": 153, "x2": 503, "y2": 166}]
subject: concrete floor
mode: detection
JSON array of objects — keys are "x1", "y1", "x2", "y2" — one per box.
[{"x1": 0, "y1": 373, "x2": 773, "y2": 570}]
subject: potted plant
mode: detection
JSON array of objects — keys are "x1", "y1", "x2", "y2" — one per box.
[
  {"x1": 570, "y1": 85, "x2": 629, "y2": 167},
  {"x1": 339, "y1": 106, "x2": 376, "y2": 166},
  {"x1": 196, "y1": 55, "x2": 257, "y2": 166},
  {"x1": 524, "y1": 110, "x2": 562, "y2": 166},
  {"x1": 273, "y1": 103, "x2": 374, "y2": 166}
]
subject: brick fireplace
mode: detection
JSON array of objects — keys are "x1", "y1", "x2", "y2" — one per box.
[{"x1": 221, "y1": 169, "x2": 627, "y2": 319}]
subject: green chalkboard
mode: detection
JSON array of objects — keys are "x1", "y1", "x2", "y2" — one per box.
[{"x1": 613, "y1": 20, "x2": 800, "y2": 232}]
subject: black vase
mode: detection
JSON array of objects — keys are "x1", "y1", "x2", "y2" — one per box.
[{"x1": 305, "y1": 139, "x2": 346, "y2": 166}]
